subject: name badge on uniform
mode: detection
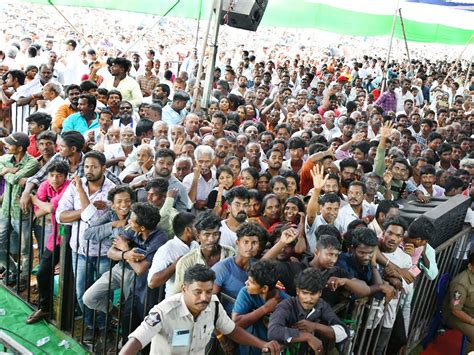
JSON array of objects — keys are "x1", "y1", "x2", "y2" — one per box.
[{"x1": 172, "y1": 330, "x2": 190, "y2": 347}]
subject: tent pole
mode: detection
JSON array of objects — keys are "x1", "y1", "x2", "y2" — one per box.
[
  {"x1": 398, "y1": 8, "x2": 410, "y2": 63},
  {"x1": 191, "y1": 0, "x2": 217, "y2": 111},
  {"x1": 381, "y1": 0, "x2": 399, "y2": 93},
  {"x1": 441, "y1": 34, "x2": 473, "y2": 87},
  {"x1": 201, "y1": 0, "x2": 223, "y2": 110},
  {"x1": 48, "y1": 0, "x2": 93, "y2": 48},
  {"x1": 194, "y1": 0, "x2": 203, "y2": 49},
  {"x1": 120, "y1": 0, "x2": 180, "y2": 56}
]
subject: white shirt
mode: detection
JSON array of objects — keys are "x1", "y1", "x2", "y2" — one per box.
[
  {"x1": 182, "y1": 171, "x2": 217, "y2": 202},
  {"x1": 337, "y1": 201, "x2": 376, "y2": 234},
  {"x1": 37, "y1": 95, "x2": 65, "y2": 117},
  {"x1": 219, "y1": 220, "x2": 237, "y2": 249},
  {"x1": 147, "y1": 237, "x2": 198, "y2": 298},
  {"x1": 417, "y1": 184, "x2": 445, "y2": 198},
  {"x1": 162, "y1": 104, "x2": 188, "y2": 126},
  {"x1": 322, "y1": 125, "x2": 342, "y2": 141},
  {"x1": 382, "y1": 247, "x2": 413, "y2": 328},
  {"x1": 305, "y1": 214, "x2": 345, "y2": 253},
  {"x1": 100, "y1": 75, "x2": 144, "y2": 108},
  {"x1": 104, "y1": 143, "x2": 136, "y2": 176},
  {"x1": 395, "y1": 88, "x2": 415, "y2": 113}
]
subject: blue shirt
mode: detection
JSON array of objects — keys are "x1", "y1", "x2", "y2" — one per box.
[
  {"x1": 125, "y1": 228, "x2": 168, "y2": 301},
  {"x1": 62, "y1": 112, "x2": 99, "y2": 134},
  {"x1": 162, "y1": 104, "x2": 187, "y2": 125},
  {"x1": 336, "y1": 252, "x2": 374, "y2": 285},
  {"x1": 212, "y1": 257, "x2": 255, "y2": 315},
  {"x1": 233, "y1": 288, "x2": 289, "y2": 355}
]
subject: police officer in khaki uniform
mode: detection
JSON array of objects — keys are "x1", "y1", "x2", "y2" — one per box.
[
  {"x1": 120, "y1": 264, "x2": 281, "y2": 355},
  {"x1": 445, "y1": 252, "x2": 474, "y2": 353}
]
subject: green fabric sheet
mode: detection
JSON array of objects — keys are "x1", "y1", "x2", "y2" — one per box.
[{"x1": 0, "y1": 285, "x2": 88, "y2": 354}]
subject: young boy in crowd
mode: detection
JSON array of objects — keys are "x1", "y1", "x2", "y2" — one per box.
[
  {"x1": 27, "y1": 161, "x2": 70, "y2": 323},
  {"x1": 268, "y1": 267, "x2": 348, "y2": 354},
  {"x1": 232, "y1": 260, "x2": 290, "y2": 355}
]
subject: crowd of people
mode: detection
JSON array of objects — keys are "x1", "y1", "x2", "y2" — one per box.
[{"x1": 0, "y1": 2, "x2": 474, "y2": 355}]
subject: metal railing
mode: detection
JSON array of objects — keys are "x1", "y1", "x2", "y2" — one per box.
[{"x1": 0, "y1": 176, "x2": 472, "y2": 354}]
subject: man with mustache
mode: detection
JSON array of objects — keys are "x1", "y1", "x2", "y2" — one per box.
[
  {"x1": 121, "y1": 265, "x2": 281, "y2": 355},
  {"x1": 337, "y1": 181, "x2": 376, "y2": 234},
  {"x1": 183, "y1": 145, "x2": 217, "y2": 210},
  {"x1": 131, "y1": 148, "x2": 191, "y2": 212},
  {"x1": 173, "y1": 211, "x2": 235, "y2": 294},
  {"x1": 219, "y1": 186, "x2": 250, "y2": 249}
]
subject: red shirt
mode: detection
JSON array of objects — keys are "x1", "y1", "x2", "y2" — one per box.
[{"x1": 27, "y1": 135, "x2": 40, "y2": 158}]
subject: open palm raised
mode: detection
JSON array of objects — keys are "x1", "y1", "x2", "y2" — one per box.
[{"x1": 310, "y1": 164, "x2": 329, "y2": 191}]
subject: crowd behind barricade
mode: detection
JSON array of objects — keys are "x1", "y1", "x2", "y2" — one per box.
[{"x1": 0, "y1": 2, "x2": 474, "y2": 355}]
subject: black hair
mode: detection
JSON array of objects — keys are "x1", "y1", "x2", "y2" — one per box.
[
  {"x1": 248, "y1": 260, "x2": 278, "y2": 290},
  {"x1": 383, "y1": 216, "x2": 408, "y2": 233},
  {"x1": 319, "y1": 192, "x2": 341, "y2": 206},
  {"x1": 79, "y1": 80, "x2": 98, "y2": 92},
  {"x1": 316, "y1": 234, "x2": 342, "y2": 251},
  {"x1": 351, "y1": 141, "x2": 370, "y2": 155},
  {"x1": 283, "y1": 196, "x2": 305, "y2": 214},
  {"x1": 216, "y1": 165, "x2": 234, "y2": 180},
  {"x1": 340, "y1": 157, "x2": 358, "y2": 171},
  {"x1": 262, "y1": 193, "x2": 281, "y2": 209},
  {"x1": 173, "y1": 90, "x2": 190, "y2": 102},
  {"x1": 226, "y1": 186, "x2": 249, "y2": 205},
  {"x1": 25, "y1": 112, "x2": 52, "y2": 130},
  {"x1": 97, "y1": 88, "x2": 108, "y2": 96},
  {"x1": 136, "y1": 118, "x2": 154, "y2": 137},
  {"x1": 173, "y1": 212, "x2": 196, "y2": 237},
  {"x1": 66, "y1": 84, "x2": 81, "y2": 95},
  {"x1": 145, "y1": 178, "x2": 169, "y2": 195},
  {"x1": 445, "y1": 176, "x2": 464, "y2": 194},
  {"x1": 130, "y1": 202, "x2": 161, "y2": 230},
  {"x1": 84, "y1": 151, "x2": 106, "y2": 166},
  {"x1": 248, "y1": 189, "x2": 261, "y2": 201},
  {"x1": 236, "y1": 222, "x2": 267, "y2": 241},
  {"x1": 295, "y1": 268, "x2": 325, "y2": 293},
  {"x1": 194, "y1": 211, "x2": 222, "y2": 233},
  {"x1": 427, "y1": 132, "x2": 443, "y2": 143},
  {"x1": 157, "y1": 83, "x2": 170, "y2": 97},
  {"x1": 407, "y1": 216, "x2": 435, "y2": 242},
  {"x1": 107, "y1": 89, "x2": 123, "y2": 100},
  {"x1": 351, "y1": 228, "x2": 378, "y2": 248},
  {"x1": 78, "y1": 94, "x2": 97, "y2": 109},
  {"x1": 107, "y1": 185, "x2": 133, "y2": 202},
  {"x1": 280, "y1": 169, "x2": 300, "y2": 193},
  {"x1": 270, "y1": 176, "x2": 288, "y2": 191},
  {"x1": 112, "y1": 57, "x2": 132, "y2": 72},
  {"x1": 392, "y1": 158, "x2": 410, "y2": 171},
  {"x1": 183, "y1": 264, "x2": 216, "y2": 284},
  {"x1": 212, "y1": 111, "x2": 227, "y2": 125},
  {"x1": 266, "y1": 147, "x2": 284, "y2": 160},
  {"x1": 6, "y1": 70, "x2": 25, "y2": 85},
  {"x1": 419, "y1": 165, "x2": 436, "y2": 177},
  {"x1": 46, "y1": 160, "x2": 69, "y2": 176},
  {"x1": 348, "y1": 181, "x2": 367, "y2": 194},
  {"x1": 37, "y1": 130, "x2": 57, "y2": 143},
  {"x1": 224, "y1": 155, "x2": 240, "y2": 167},
  {"x1": 438, "y1": 142, "x2": 452, "y2": 155},
  {"x1": 375, "y1": 200, "x2": 399, "y2": 220},
  {"x1": 60, "y1": 130, "x2": 85, "y2": 151},
  {"x1": 155, "y1": 148, "x2": 176, "y2": 162}
]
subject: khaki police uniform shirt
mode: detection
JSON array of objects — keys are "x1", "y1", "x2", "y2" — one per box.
[
  {"x1": 129, "y1": 293, "x2": 235, "y2": 354},
  {"x1": 448, "y1": 269, "x2": 474, "y2": 317}
]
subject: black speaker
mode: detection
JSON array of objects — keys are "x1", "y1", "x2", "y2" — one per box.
[{"x1": 220, "y1": 0, "x2": 268, "y2": 32}]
